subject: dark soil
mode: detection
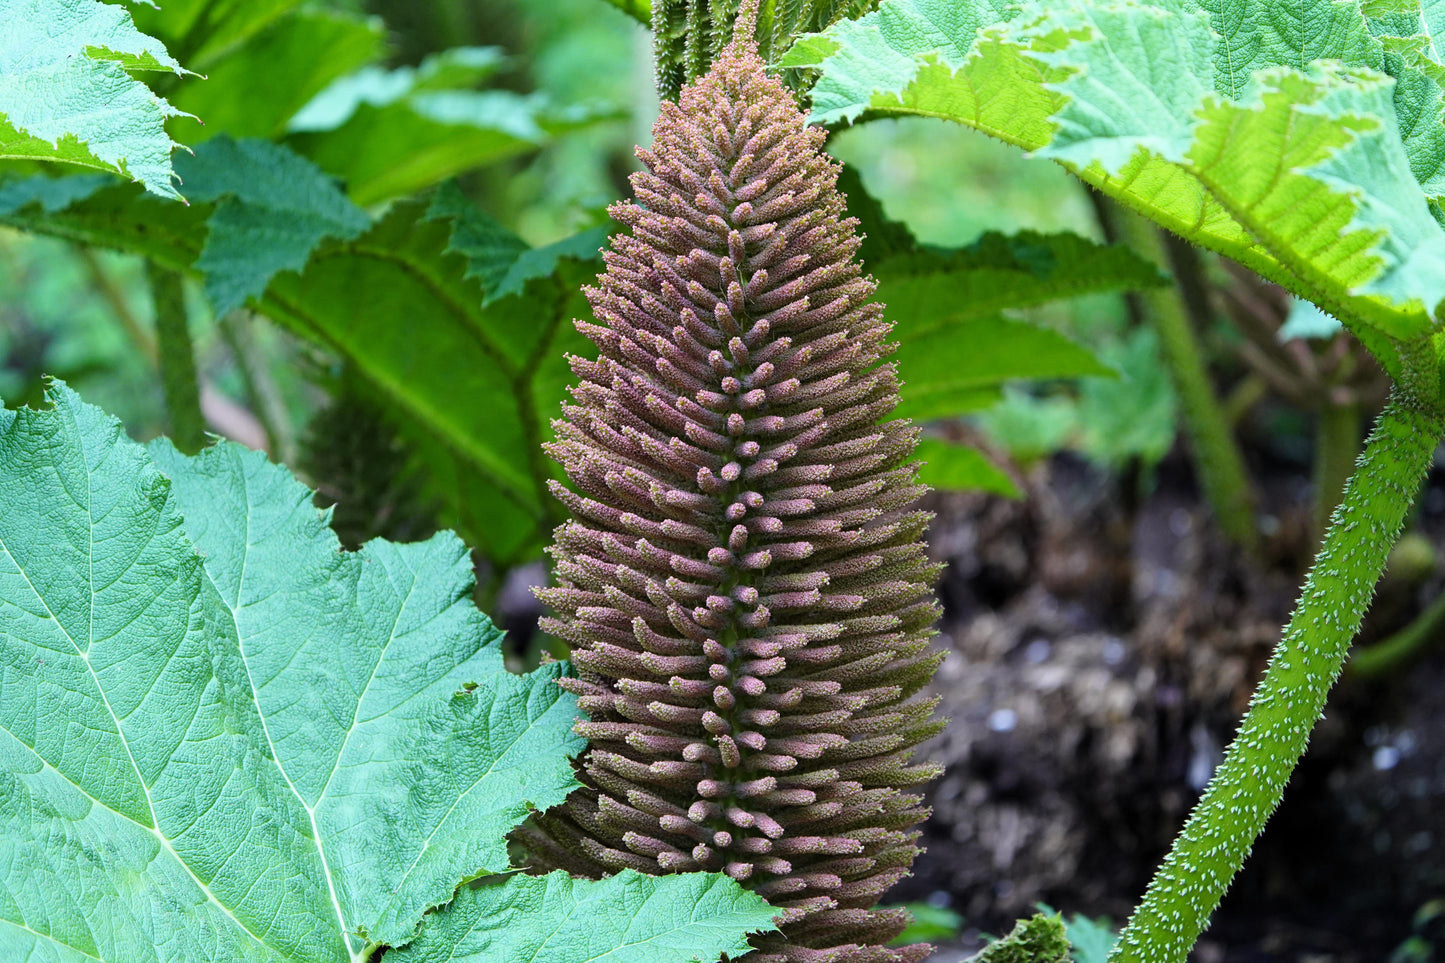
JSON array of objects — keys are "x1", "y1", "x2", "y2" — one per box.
[{"x1": 897, "y1": 440, "x2": 1445, "y2": 962}]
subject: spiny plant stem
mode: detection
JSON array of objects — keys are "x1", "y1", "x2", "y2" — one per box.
[
  {"x1": 147, "y1": 262, "x2": 207, "y2": 454},
  {"x1": 1108, "y1": 387, "x2": 1445, "y2": 963}
]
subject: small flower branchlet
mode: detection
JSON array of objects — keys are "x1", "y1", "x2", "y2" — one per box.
[{"x1": 522, "y1": 22, "x2": 945, "y2": 963}]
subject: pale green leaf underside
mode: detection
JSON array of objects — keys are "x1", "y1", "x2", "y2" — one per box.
[
  {"x1": 1280, "y1": 297, "x2": 1346, "y2": 339},
  {"x1": 392, "y1": 870, "x2": 780, "y2": 963},
  {"x1": 0, "y1": 384, "x2": 584, "y2": 962},
  {"x1": 0, "y1": 0, "x2": 189, "y2": 199},
  {"x1": 788, "y1": 0, "x2": 1445, "y2": 343}
]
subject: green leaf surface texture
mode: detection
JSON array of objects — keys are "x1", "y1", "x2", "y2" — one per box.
[
  {"x1": 788, "y1": 0, "x2": 1445, "y2": 348},
  {"x1": 1280, "y1": 297, "x2": 1347, "y2": 339},
  {"x1": 392, "y1": 870, "x2": 780, "y2": 963},
  {"x1": 175, "y1": 136, "x2": 370, "y2": 315},
  {"x1": 0, "y1": 0, "x2": 190, "y2": 198},
  {"x1": 0, "y1": 383, "x2": 585, "y2": 960}
]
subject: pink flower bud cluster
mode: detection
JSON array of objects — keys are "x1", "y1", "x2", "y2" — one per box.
[{"x1": 522, "y1": 32, "x2": 944, "y2": 963}]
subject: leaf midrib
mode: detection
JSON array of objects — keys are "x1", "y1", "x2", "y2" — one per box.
[
  {"x1": 227, "y1": 462, "x2": 356, "y2": 961},
  {"x1": 0, "y1": 406, "x2": 283, "y2": 960}
]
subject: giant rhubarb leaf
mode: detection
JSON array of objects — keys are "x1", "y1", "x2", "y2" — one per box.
[
  {"x1": 167, "y1": 10, "x2": 384, "y2": 143},
  {"x1": 785, "y1": 0, "x2": 1445, "y2": 370},
  {"x1": 127, "y1": 0, "x2": 304, "y2": 71},
  {"x1": 174, "y1": 136, "x2": 370, "y2": 315},
  {"x1": 0, "y1": 383, "x2": 776, "y2": 962},
  {"x1": 0, "y1": 0, "x2": 192, "y2": 198},
  {"x1": 0, "y1": 137, "x2": 372, "y2": 318},
  {"x1": 393, "y1": 871, "x2": 779, "y2": 963}
]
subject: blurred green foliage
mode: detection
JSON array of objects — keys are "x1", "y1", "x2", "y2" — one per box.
[
  {"x1": 1, "y1": 0, "x2": 1182, "y2": 578},
  {"x1": 887, "y1": 901, "x2": 965, "y2": 946},
  {"x1": 0, "y1": 234, "x2": 158, "y2": 425},
  {"x1": 833, "y1": 119, "x2": 1182, "y2": 473}
]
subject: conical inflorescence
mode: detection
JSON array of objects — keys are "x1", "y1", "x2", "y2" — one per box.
[{"x1": 522, "y1": 28, "x2": 945, "y2": 963}]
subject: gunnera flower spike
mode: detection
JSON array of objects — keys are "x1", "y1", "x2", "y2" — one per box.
[{"x1": 522, "y1": 9, "x2": 945, "y2": 961}]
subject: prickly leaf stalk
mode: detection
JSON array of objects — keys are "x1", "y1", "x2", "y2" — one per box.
[
  {"x1": 521, "y1": 28, "x2": 944, "y2": 963},
  {"x1": 1109, "y1": 384, "x2": 1445, "y2": 963}
]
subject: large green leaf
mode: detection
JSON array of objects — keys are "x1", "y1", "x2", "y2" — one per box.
[
  {"x1": 262, "y1": 196, "x2": 602, "y2": 563},
  {"x1": 0, "y1": 172, "x2": 114, "y2": 214},
  {"x1": 393, "y1": 870, "x2": 780, "y2": 963},
  {"x1": 843, "y1": 169, "x2": 1156, "y2": 396},
  {"x1": 174, "y1": 136, "x2": 371, "y2": 315},
  {"x1": 4, "y1": 139, "x2": 371, "y2": 318},
  {"x1": 838, "y1": 167, "x2": 1158, "y2": 488},
  {"x1": 0, "y1": 0, "x2": 191, "y2": 198},
  {"x1": 0, "y1": 137, "x2": 368, "y2": 317},
  {"x1": 914, "y1": 437, "x2": 1021, "y2": 496},
  {"x1": 786, "y1": 0, "x2": 1445, "y2": 360},
  {"x1": 893, "y1": 315, "x2": 1112, "y2": 421},
  {"x1": 0, "y1": 172, "x2": 209, "y2": 269},
  {"x1": 0, "y1": 383, "x2": 780, "y2": 962},
  {"x1": 876, "y1": 230, "x2": 1166, "y2": 335},
  {"x1": 0, "y1": 383, "x2": 581, "y2": 959},
  {"x1": 428, "y1": 181, "x2": 610, "y2": 305}
]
